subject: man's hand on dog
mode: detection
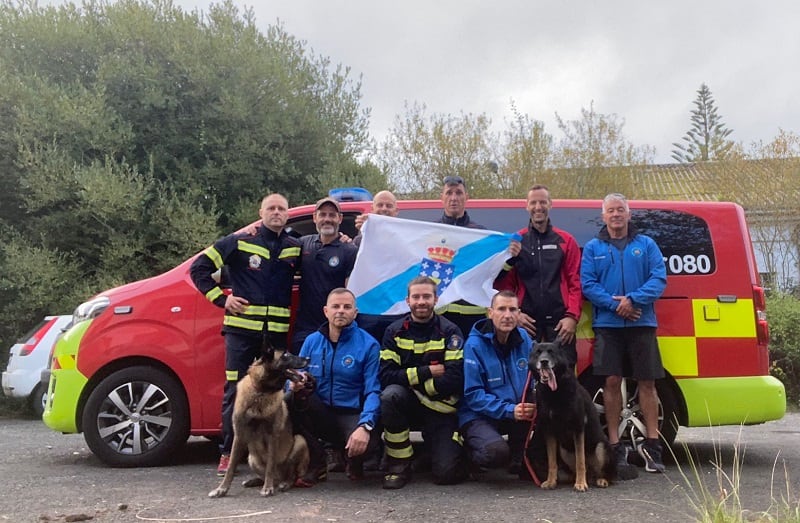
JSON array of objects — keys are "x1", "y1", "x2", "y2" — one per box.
[
  {"x1": 514, "y1": 402, "x2": 536, "y2": 421},
  {"x1": 345, "y1": 426, "x2": 369, "y2": 458},
  {"x1": 517, "y1": 312, "x2": 537, "y2": 338},
  {"x1": 289, "y1": 371, "x2": 315, "y2": 397}
]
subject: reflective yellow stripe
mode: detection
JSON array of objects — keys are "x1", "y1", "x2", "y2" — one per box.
[
  {"x1": 279, "y1": 247, "x2": 301, "y2": 259},
  {"x1": 386, "y1": 445, "x2": 414, "y2": 459},
  {"x1": 502, "y1": 262, "x2": 513, "y2": 272},
  {"x1": 267, "y1": 321, "x2": 290, "y2": 333},
  {"x1": 437, "y1": 303, "x2": 487, "y2": 315},
  {"x1": 205, "y1": 287, "x2": 223, "y2": 302},
  {"x1": 406, "y1": 367, "x2": 419, "y2": 386},
  {"x1": 244, "y1": 305, "x2": 268, "y2": 316},
  {"x1": 692, "y1": 299, "x2": 757, "y2": 338},
  {"x1": 380, "y1": 350, "x2": 401, "y2": 365},
  {"x1": 224, "y1": 316, "x2": 263, "y2": 331},
  {"x1": 225, "y1": 370, "x2": 238, "y2": 381},
  {"x1": 659, "y1": 336, "x2": 698, "y2": 377},
  {"x1": 237, "y1": 241, "x2": 271, "y2": 259},
  {"x1": 204, "y1": 246, "x2": 224, "y2": 269},
  {"x1": 268, "y1": 305, "x2": 290, "y2": 318},
  {"x1": 444, "y1": 350, "x2": 463, "y2": 361},
  {"x1": 413, "y1": 390, "x2": 457, "y2": 414},
  {"x1": 453, "y1": 431, "x2": 463, "y2": 445},
  {"x1": 384, "y1": 429, "x2": 410, "y2": 443},
  {"x1": 423, "y1": 378, "x2": 437, "y2": 396},
  {"x1": 395, "y1": 337, "x2": 446, "y2": 354}
]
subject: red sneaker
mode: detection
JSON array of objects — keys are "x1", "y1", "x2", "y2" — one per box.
[{"x1": 216, "y1": 454, "x2": 231, "y2": 477}]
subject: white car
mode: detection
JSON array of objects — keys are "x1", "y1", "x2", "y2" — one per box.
[{"x1": 3, "y1": 315, "x2": 72, "y2": 416}]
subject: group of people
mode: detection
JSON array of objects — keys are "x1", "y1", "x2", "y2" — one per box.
[{"x1": 189, "y1": 176, "x2": 669, "y2": 490}]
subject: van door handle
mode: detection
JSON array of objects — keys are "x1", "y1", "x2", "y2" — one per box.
[{"x1": 717, "y1": 295, "x2": 737, "y2": 303}]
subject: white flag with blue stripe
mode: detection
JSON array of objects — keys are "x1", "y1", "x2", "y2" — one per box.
[{"x1": 348, "y1": 214, "x2": 517, "y2": 315}]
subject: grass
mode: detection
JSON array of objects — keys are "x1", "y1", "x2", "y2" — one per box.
[{"x1": 669, "y1": 427, "x2": 800, "y2": 522}]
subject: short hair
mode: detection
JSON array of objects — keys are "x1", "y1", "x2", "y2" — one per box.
[
  {"x1": 407, "y1": 276, "x2": 438, "y2": 296},
  {"x1": 602, "y1": 192, "x2": 629, "y2": 211},
  {"x1": 491, "y1": 290, "x2": 518, "y2": 307},
  {"x1": 528, "y1": 184, "x2": 550, "y2": 194},
  {"x1": 327, "y1": 287, "x2": 354, "y2": 301}
]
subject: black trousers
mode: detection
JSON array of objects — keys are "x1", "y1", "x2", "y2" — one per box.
[
  {"x1": 220, "y1": 332, "x2": 261, "y2": 455},
  {"x1": 461, "y1": 417, "x2": 530, "y2": 469},
  {"x1": 380, "y1": 384, "x2": 467, "y2": 485}
]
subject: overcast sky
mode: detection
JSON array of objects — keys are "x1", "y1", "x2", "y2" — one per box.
[{"x1": 48, "y1": 1, "x2": 800, "y2": 163}]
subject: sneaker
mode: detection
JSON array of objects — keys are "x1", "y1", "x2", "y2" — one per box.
[
  {"x1": 326, "y1": 448, "x2": 346, "y2": 473},
  {"x1": 612, "y1": 443, "x2": 639, "y2": 480},
  {"x1": 216, "y1": 454, "x2": 230, "y2": 477},
  {"x1": 639, "y1": 439, "x2": 666, "y2": 473},
  {"x1": 382, "y1": 472, "x2": 410, "y2": 490},
  {"x1": 294, "y1": 466, "x2": 328, "y2": 488}
]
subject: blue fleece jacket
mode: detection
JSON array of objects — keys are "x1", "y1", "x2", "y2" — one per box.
[
  {"x1": 299, "y1": 321, "x2": 381, "y2": 428},
  {"x1": 580, "y1": 226, "x2": 667, "y2": 328},
  {"x1": 459, "y1": 319, "x2": 534, "y2": 427}
]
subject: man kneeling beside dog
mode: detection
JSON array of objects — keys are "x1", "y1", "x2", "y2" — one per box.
[{"x1": 211, "y1": 289, "x2": 656, "y2": 496}]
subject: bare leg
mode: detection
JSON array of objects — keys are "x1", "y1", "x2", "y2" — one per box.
[
  {"x1": 603, "y1": 375, "x2": 623, "y2": 444},
  {"x1": 637, "y1": 380, "x2": 660, "y2": 439}
]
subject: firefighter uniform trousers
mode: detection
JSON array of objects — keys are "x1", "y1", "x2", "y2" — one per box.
[{"x1": 381, "y1": 384, "x2": 467, "y2": 485}]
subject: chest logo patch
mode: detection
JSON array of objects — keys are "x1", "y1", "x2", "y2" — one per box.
[
  {"x1": 341, "y1": 355, "x2": 355, "y2": 368},
  {"x1": 249, "y1": 254, "x2": 262, "y2": 270},
  {"x1": 328, "y1": 255, "x2": 340, "y2": 267}
]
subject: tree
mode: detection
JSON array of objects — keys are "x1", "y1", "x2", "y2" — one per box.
[
  {"x1": 378, "y1": 102, "x2": 499, "y2": 197},
  {"x1": 671, "y1": 83, "x2": 735, "y2": 163},
  {"x1": 0, "y1": 0, "x2": 379, "y2": 352},
  {"x1": 552, "y1": 103, "x2": 654, "y2": 198}
]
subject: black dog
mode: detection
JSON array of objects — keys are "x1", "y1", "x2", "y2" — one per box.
[{"x1": 528, "y1": 342, "x2": 616, "y2": 491}]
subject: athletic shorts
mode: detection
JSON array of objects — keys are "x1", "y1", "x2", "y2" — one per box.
[{"x1": 592, "y1": 327, "x2": 664, "y2": 380}]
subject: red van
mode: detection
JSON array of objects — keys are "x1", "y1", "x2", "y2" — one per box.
[{"x1": 43, "y1": 198, "x2": 786, "y2": 466}]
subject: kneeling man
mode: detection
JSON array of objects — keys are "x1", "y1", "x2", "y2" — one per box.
[
  {"x1": 460, "y1": 290, "x2": 536, "y2": 477},
  {"x1": 292, "y1": 288, "x2": 382, "y2": 482}
]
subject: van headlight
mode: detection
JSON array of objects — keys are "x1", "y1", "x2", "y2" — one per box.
[{"x1": 72, "y1": 296, "x2": 110, "y2": 326}]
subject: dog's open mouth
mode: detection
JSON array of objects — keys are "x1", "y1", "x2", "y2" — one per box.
[
  {"x1": 285, "y1": 369, "x2": 305, "y2": 382},
  {"x1": 539, "y1": 366, "x2": 557, "y2": 391}
]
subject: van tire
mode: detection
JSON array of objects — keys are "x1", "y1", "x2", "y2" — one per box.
[
  {"x1": 580, "y1": 374, "x2": 679, "y2": 447},
  {"x1": 82, "y1": 366, "x2": 189, "y2": 467}
]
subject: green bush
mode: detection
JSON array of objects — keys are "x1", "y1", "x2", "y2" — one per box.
[{"x1": 767, "y1": 293, "x2": 800, "y2": 408}]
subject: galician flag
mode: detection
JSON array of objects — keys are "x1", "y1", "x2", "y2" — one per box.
[{"x1": 347, "y1": 214, "x2": 518, "y2": 315}]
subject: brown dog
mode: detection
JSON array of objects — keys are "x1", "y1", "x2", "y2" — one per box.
[
  {"x1": 529, "y1": 342, "x2": 616, "y2": 491},
  {"x1": 209, "y1": 348, "x2": 310, "y2": 498}
]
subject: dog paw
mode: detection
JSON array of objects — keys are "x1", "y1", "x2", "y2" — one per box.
[
  {"x1": 573, "y1": 481, "x2": 588, "y2": 492},
  {"x1": 260, "y1": 486, "x2": 275, "y2": 497},
  {"x1": 541, "y1": 479, "x2": 557, "y2": 489},
  {"x1": 596, "y1": 478, "x2": 609, "y2": 488},
  {"x1": 278, "y1": 481, "x2": 290, "y2": 492},
  {"x1": 208, "y1": 488, "x2": 228, "y2": 498}
]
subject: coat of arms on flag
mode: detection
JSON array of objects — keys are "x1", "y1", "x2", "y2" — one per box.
[
  {"x1": 347, "y1": 215, "x2": 517, "y2": 316},
  {"x1": 420, "y1": 246, "x2": 456, "y2": 294}
]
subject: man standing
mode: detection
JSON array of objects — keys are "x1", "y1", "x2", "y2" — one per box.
[
  {"x1": 495, "y1": 185, "x2": 582, "y2": 369},
  {"x1": 580, "y1": 193, "x2": 668, "y2": 477},
  {"x1": 436, "y1": 175, "x2": 487, "y2": 338},
  {"x1": 292, "y1": 197, "x2": 358, "y2": 353},
  {"x1": 379, "y1": 276, "x2": 467, "y2": 489},
  {"x1": 460, "y1": 291, "x2": 536, "y2": 477},
  {"x1": 292, "y1": 288, "x2": 382, "y2": 483},
  {"x1": 353, "y1": 190, "x2": 399, "y2": 246},
  {"x1": 189, "y1": 193, "x2": 301, "y2": 476}
]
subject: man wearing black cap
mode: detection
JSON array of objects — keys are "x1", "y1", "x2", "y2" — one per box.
[
  {"x1": 291, "y1": 197, "x2": 359, "y2": 353},
  {"x1": 436, "y1": 176, "x2": 488, "y2": 337}
]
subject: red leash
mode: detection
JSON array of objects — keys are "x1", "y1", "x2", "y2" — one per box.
[{"x1": 520, "y1": 369, "x2": 541, "y2": 486}]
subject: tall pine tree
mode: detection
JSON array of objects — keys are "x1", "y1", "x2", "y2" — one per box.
[{"x1": 672, "y1": 83, "x2": 734, "y2": 162}]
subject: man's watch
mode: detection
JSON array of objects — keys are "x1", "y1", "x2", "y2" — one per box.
[{"x1": 360, "y1": 422, "x2": 374, "y2": 432}]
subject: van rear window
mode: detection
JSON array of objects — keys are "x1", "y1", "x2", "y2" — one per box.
[{"x1": 289, "y1": 206, "x2": 716, "y2": 277}]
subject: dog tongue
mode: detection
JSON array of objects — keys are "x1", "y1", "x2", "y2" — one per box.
[{"x1": 542, "y1": 368, "x2": 557, "y2": 391}]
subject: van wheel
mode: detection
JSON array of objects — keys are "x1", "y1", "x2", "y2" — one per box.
[
  {"x1": 30, "y1": 384, "x2": 47, "y2": 418},
  {"x1": 582, "y1": 376, "x2": 679, "y2": 447},
  {"x1": 82, "y1": 366, "x2": 189, "y2": 467}
]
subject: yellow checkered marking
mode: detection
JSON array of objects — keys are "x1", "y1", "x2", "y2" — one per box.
[
  {"x1": 692, "y1": 299, "x2": 756, "y2": 338},
  {"x1": 658, "y1": 336, "x2": 698, "y2": 377}
]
